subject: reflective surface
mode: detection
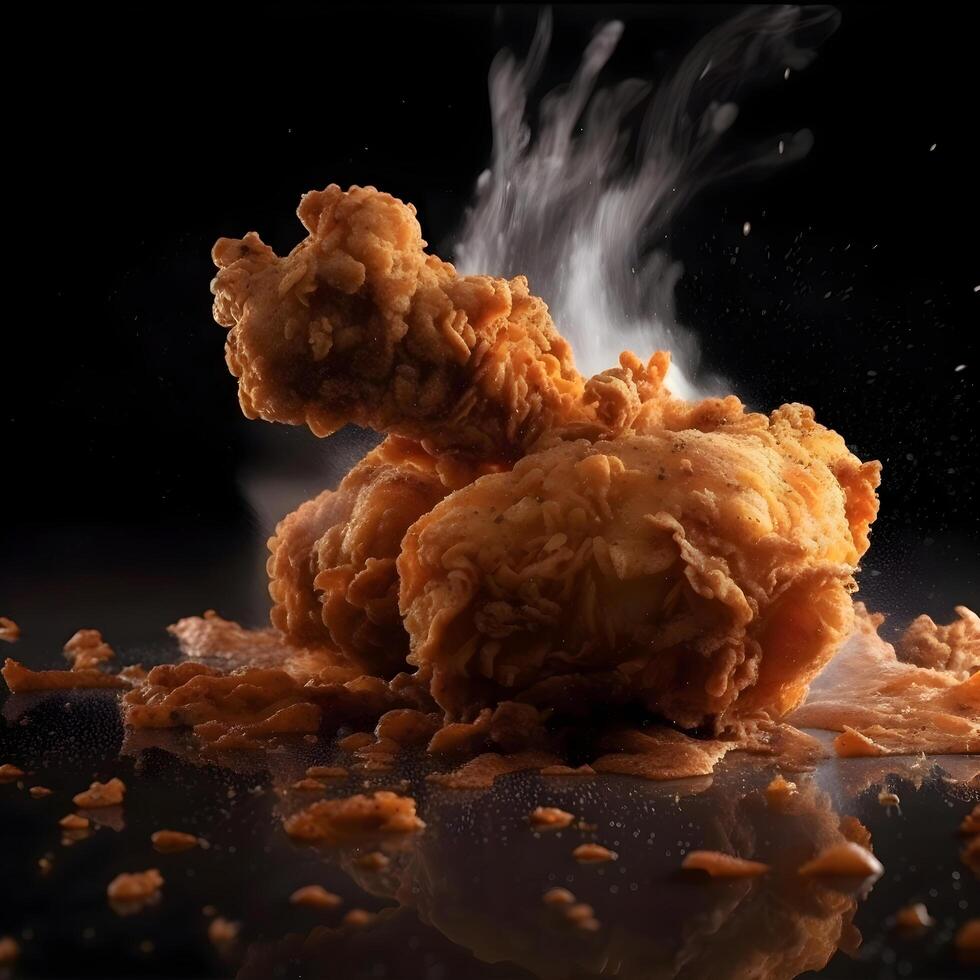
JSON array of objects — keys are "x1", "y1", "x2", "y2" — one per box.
[{"x1": 1, "y1": 677, "x2": 977, "y2": 980}]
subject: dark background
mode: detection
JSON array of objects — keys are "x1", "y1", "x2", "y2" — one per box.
[{"x1": 3, "y1": 3, "x2": 978, "y2": 658}]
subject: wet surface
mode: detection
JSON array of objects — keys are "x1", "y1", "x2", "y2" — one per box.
[{"x1": 1, "y1": 666, "x2": 977, "y2": 980}]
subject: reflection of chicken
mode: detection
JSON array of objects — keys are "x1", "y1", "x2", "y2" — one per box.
[{"x1": 214, "y1": 184, "x2": 880, "y2": 732}]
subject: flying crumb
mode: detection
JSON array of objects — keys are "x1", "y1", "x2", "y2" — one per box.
[
  {"x1": 107, "y1": 870, "x2": 164, "y2": 915},
  {"x1": 798, "y1": 842, "x2": 883, "y2": 878},
  {"x1": 306, "y1": 765, "x2": 347, "y2": 779},
  {"x1": 765, "y1": 774, "x2": 798, "y2": 808},
  {"x1": 151, "y1": 830, "x2": 200, "y2": 853},
  {"x1": 0, "y1": 936, "x2": 20, "y2": 966},
  {"x1": 0, "y1": 617, "x2": 20, "y2": 643},
  {"x1": 529, "y1": 806, "x2": 575, "y2": 830},
  {"x1": 353, "y1": 851, "x2": 390, "y2": 871},
  {"x1": 0, "y1": 763, "x2": 25, "y2": 782},
  {"x1": 38, "y1": 856, "x2": 53, "y2": 875},
  {"x1": 208, "y1": 917, "x2": 240, "y2": 946},
  {"x1": 960, "y1": 805, "x2": 980, "y2": 835},
  {"x1": 894, "y1": 903, "x2": 935, "y2": 930},
  {"x1": 954, "y1": 919, "x2": 980, "y2": 962},
  {"x1": 29, "y1": 786, "x2": 53, "y2": 799},
  {"x1": 878, "y1": 791, "x2": 901, "y2": 809},
  {"x1": 564, "y1": 903, "x2": 595, "y2": 922},
  {"x1": 289, "y1": 885, "x2": 342, "y2": 910},
  {"x1": 63, "y1": 629, "x2": 115, "y2": 671},
  {"x1": 572, "y1": 843, "x2": 618, "y2": 864},
  {"x1": 291, "y1": 778, "x2": 327, "y2": 792},
  {"x1": 682, "y1": 850, "x2": 770, "y2": 878},
  {"x1": 283, "y1": 791, "x2": 424, "y2": 844},
  {"x1": 543, "y1": 887, "x2": 576, "y2": 906},
  {"x1": 73, "y1": 778, "x2": 126, "y2": 808},
  {"x1": 342, "y1": 909, "x2": 377, "y2": 928},
  {"x1": 59, "y1": 814, "x2": 90, "y2": 830}
]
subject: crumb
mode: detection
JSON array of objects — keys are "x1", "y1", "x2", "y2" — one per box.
[
  {"x1": 765, "y1": 774, "x2": 798, "y2": 808},
  {"x1": 574, "y1": 916, "x2": 602, "y2": 932},
  {"x1": 151, "y1": 830, "x2": 200, "y2": 853},
  {"x1": 798, "y1": 842, "x2": 883, "y2": 878},
  {"x1": 73, "y1": 778, "x2": 126, "y2": 808},
  {"x1": 894, "y1": 903, "x2": 935, "y2": 930},
  {"x1": 208, "y1": 917, "x2": 240, "y2": 946},
  {"x1": 0, "y1": 936, "x2": 19, "y2": 966},
  {"x1": 529, "y1": 806, "x2": 575, "y2": 830},
  {"x1": 954, "y1": 919, "x2": 980, "y2": 962},
  {"x1": 291, "y1": 778, "x2": 326, "y2": 792},
  {"x1": 564, "y1": 902, "x2": 595, "y2": 923},
  {"x1": 289, "y1": 885, "x2": 342, "y2": 910},
  {"x1": 0, "y1": 763, "x2": 25, "y2": 782},
  {"x1": 353, "y1": 851, "x2": 390, "y2": 870},
  {"x1": 342, "y1": 909, "x2": 376, "y2": 928},
  {"x1": 283, "y1": 791, "x2": 424, "y2": 844},
  {"x1": 572, "y1": 843, "x2": 617, "y2": 864},
  {"x1": 960, "y1": 804, "x2": 980, "y2": 836},
  {"x1": 107, "y1": 870, "x2": 164, "y2": 915},
  {"x1": 681, "y1": 850, "x2": 770, "y2": 878},
  {"x1": 59, "y1": 814, "x2": 90, "y2": 830},
  {"x1": 877, "y1": 791, "x2": 901, "y2": 809},
  {"x1": 63, "y1": 629, "x2": 115, "y2": 671},
  {"x1": 306, "y1": 765, "x2": 347, "y2": 779},
  {"x1": 0, "y1": 617, "x2": 20, "y2": 643},
  {"x1": 38, "y1": 856, "x2": 53, "y2": 875},
  {"x1": 833, "y1": 726, "x2": 887, "y2": 757},
  {"x1": 338, "y1": 732, "x2": 375, "y2": 751},
  {"x1": 29, "y1": 786, "x2": 53, "y2": 799},
  {"x1": 543, "y1": 887, "x2": 576, "y2": 906},
  {"x1": 118, "y1": 664, "x2": 148, "y2": 684}
]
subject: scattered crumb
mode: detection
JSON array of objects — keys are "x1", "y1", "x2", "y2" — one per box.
[
  {"x1": 306, "y1": 765, "x2": 347, "y2": 779},
  {"x1": 0, "y1": 617, "x2": 20, "y2": 643},
  {"x1": 63, "y1": 629, "x2": 115, "y2": 671},
  {"x1": 338, "y1": 732, "x2": 375, "y2": 751},
  {"x1": 573, "y1": 916, "x2": 601, "y2": 932},
  {"x1": 353, "y1": 851, "x2": 390, "y2": 871},
  {"x1": 73, "y1": 778, "x2": 126, "y2": 808},
  {"x1": 289, "y1": 885, "x2": 342, "y2": 910},
  {"x1": 681, "y1": 850, "x2": 770, "y2": 878},
  {"x1": 894, "y1": 903, "x2": 935, "y2": 930},
  {"x1": 107, "y1": 870, "x2": 164, "y2": 914},
  {"x1": 118, "y1": 664, "x2": 148, "y2": 684},
  {"x1": 954, "y1": 919, "x2": 980, "y2": 962},
  {"x1": 283, "y1": 791, "x2": 424, "y2": 844},
  {"x1": 0, "y1": 936, "x2": 19, "y2": 966},
  {"x1": 572, "y1": 843, "x2": 617, "y2": 864},
  {"x1": 877, "y1": 791, "x2": 901, "y2": 809},
  {"x1": 0, "y1": 764, "x2": 25, "y2": 782},
  {"x1": 151, "y1": 830, "x2": 200, "y2": 853},
  {"x1": 798, "y1": 842, "x2": 883, "y2": 878},
  {"x1": 564, "y1": 902, "x2": 595, "y2": 923},
  {"x1": 529, "y1": 806, "x2": 575, "y2": 830},
  {"x1": 765, "y1": 774, "x2": 798, "y2": 808},
  {"x1": 833, "y1": 726, "x2": 887, "y2": 757},
  {"x1": 29, "y1": 786, "x2": 53, "y2": 799},
  {"x1": 342, "y1": 909, "x2": 376, "y2": 928},
  {"x1": 543, "y1": 887, "x2": 576, "y2": 906},
  {"x1": 38, "y1": 856, "x2": 53, "y2": 875},
  {"x1": 208, "y1": 917, "x2": 240, "y2": 946},
  {"x1": 59, "y1": 814, "x2": 90, "y2": 830},
  {"x1": 291, "y1": 778, "x2": 326, "y2": 793},
  {"x1": 960, "y1": 805, "x2": 980, "y2": 836}
]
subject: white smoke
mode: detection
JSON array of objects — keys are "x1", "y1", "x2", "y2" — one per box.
[{"x1": 454, "y1": 6, "x2": 841, "y2": 399}]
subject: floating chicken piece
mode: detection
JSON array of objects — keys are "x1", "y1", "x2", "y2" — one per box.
[
  {"x1": 107, "y1": 869, "x2": 164, "y2": 915},
  {"x1": 529, "y1": 806, "x2": 575, "y2": 830},
  {"x1": 765, "y1": 774, "x2": 798, "y2": 808},
  {"x1": 789, "y1": 605, "x2": 980, "y2": 755},
  {"x1": 290, "y1": 885, "x2": 342, "y2": 910},
  {"x1": 0, "y1": 763, "x2": 25, "y2": 782},
  {"x1": 898, "y1": 606, "x2": 979, "y2": 680},
  {"x1": 306, "y1": 765, "x2": 348, "y2": 780},
  {"x1": 681, "y1": 850, "x2": 770, "y2": 878},
  {"x1": 73, "y1": 778, "x2": 126, "y2": 808},
  {"x1": 542, "y1": 887, "x2": 576, "y2": 906},
  {"x1": 63, "y1": 629, "x2": 115, "y2": 671},
  {"x1": 0, "y1": 936, "x2": 20, "y2": 966},
  {"x1": 59, "y1": 814, "x2": 89, "y2": 830},
  {"x1": 0, "y1": 617, "x2": 20, "y2": 643},
  {"x1": 283, "y1": 791, "x2": 424, "y2": 844},
  {"x1": 2, "y1": 658, "x2": 128, "y2": 692},
  {"x1": 894, "y1": 903, "x2": 935, "y2": 930},
  {"x1": 151, "y1": 830, "x2": 200, "y2": 853},
  {"x1": 833, "y1": 726, "x2": 886, "y2": 757},
  {"x1": 208, "y1": 917, "x2": 240, "y2": 946},
  {"x1": 572, "y1": 843, "x2": 617, "y2": 864},
  {"x1": 960, "y1": 804, "x2": 980, "y2": 836},
  {"x1": 798, "y1": 842, "x2": 883, "y2": 879},
  {"x1": 29, "y1": 786, "x2": 52, "y2": 799}
]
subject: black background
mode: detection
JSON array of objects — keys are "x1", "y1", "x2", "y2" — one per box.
[{"x1": 3, "y1": 3, "x2": 978, "y2": 656}]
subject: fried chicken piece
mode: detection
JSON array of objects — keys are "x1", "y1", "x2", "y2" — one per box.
[
  {"x1": 897, "y1": 606, "x2": 979, "y2": 679},
  {"x1": 399, "y1": 399, "x2": 880, "y2": 730},
  {"x1": 212, "y1": 185, "x2": 659, "y2": 460},
  {"x1": 267, "y1": 437, "x2": 499, "y2": 673}
]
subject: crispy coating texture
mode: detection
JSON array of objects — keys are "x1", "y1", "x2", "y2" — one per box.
[
  {"x1": 896, "y1": 606, "x2": 979, "y2": 679},
  {"x1": 212, "y1": 185, "x2": 656, "y2": 459},
  {"x1": 399, "y1": 402, "x2": 879, "y2": 730}
]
